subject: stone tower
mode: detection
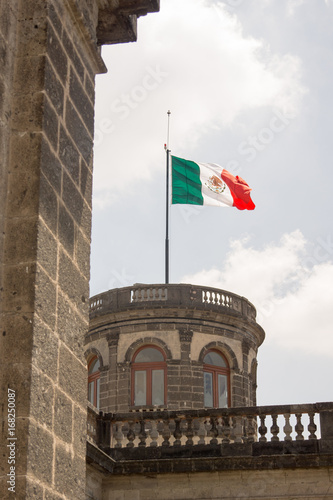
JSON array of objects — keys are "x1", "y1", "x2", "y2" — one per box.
[
  {"x1": 0, "y1": 2, "x2": 158, "y2": 498},
  {"x1": 86, "y1": 283, "x2": 265, "y2": 413}
]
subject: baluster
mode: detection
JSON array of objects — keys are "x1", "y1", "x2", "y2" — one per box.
[
  {"x1": 203, "y1": 290, "x2": 208, "y2": 304},
  {"x1": 258, "y1": 415, "x2": 267, "y2": 442},
  {"x1": 185, "y1": 417, "x2": 194, "y2": 446},
  {"x1": 138, "y1": 420, "x2": 147, "y2": 447},
  {"x1": 161, "y1": 419, "x2": 171, "y2": 447},
  {"x1": 209, "y1": 292, "x2": 214, "y2": 304},
  {"x1": 246, "y1": 416, "x2": 256, "y2": 443},
  {"x1": 222, "y1": 416, "x2": 231, "y2": 444},
  {"x1": 229, "y1": 417, "x2": 236, "y2": 443},
  {"x1": 114, "y1": 422, "x2": 124, "y2": 448},
  {"x1": 271, "y1": 415, "x2": 280, "y2": 442},
  {"x1": 308, "y1": 412, "x2": 317, "y2": 440},
  {"x1": 283, "y1": 414, "x2": 292, "y2": 442},
  {"x1": 150, "y1": 420, "x2": 159, "y2": 447},
  {"x1": 295, "y1": 413, "x2": 304, "y2": 441},
  {"x1": 161, "y1": 288, "x2": 166, "y2": 300},
  {"x1": 217, "y1": 417, "x2": 223, "y2": 441},
  {"x1": 204, "y1": 417, "x2": 212, "y2": 444},
  {"x1": 197, "y1": 418, "x2": 206, "y2": 445},
  {"x1": 233, "y1": 416, "x2": 243, "y2": 443},
  {"x1": 173, "y1": 418, "x2": 182, "y2": 447},
  {"x1": 126, "y1": 421, "x2": 136, "y2": 448},
  {"x1": 210, "y1": 417, "x2": 218, "y2": 445}
]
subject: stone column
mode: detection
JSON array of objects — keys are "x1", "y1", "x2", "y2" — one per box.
[
  {"x1": 178, "y1": 329, "x2": 194, "y2": 409},
  {"x1": 0, "y1": 1, "x2": 105, "y2": 497},
  {"x1": 242, "y1": 340, "x2": 250, "y2": 406},
  {"x1": 104, "y1": 332, "x2": 120, "y2": 412}
]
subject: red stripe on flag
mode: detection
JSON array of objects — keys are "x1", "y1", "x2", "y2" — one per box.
[{"x1": 221, "y1": 170, "x2": 255, "y2": 211}]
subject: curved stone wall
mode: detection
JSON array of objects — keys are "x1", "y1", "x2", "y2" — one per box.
[{"x1": 86, "y1": 284, "x2": 265, "y2": 412}]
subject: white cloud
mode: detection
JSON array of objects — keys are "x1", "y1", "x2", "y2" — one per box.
[
  {"x1": 286, "y1": 0, "x2": 305, "y2": 17},
  {"x1": 181, "y1": 230, "x2": 333, "y2": 357},
  {"x1": 93, "y1": 0, "x2": 306, "y2": 204}
]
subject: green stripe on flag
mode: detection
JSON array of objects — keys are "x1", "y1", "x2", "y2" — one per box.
[{"x1": 171, "y1": 156, "x2": 204, "y2": 205}]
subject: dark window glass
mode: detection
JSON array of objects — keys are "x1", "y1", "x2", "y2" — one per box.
[
  {"x1": 132, "y1": 346, "x2": 166, "y2": 407},
  {"x1": 203, "y1": 350, "x2": 230, "y2": 408},
  {"x1": 203, "y1": 351, "x2": 226, "y2": 367},
  {"x1": 135, "y1": 347, "x2": 164, "y2": 363}
]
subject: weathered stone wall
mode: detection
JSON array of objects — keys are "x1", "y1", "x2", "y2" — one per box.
[
  {"x1": 0, "y1": 1, "x2": 104, "y2": 497},
  {"x1": 98, "y1": 468, "x2": 333, "y2": 500},
  {"x1": 0, "y1": 0, "x2": 19, "y2": 307},
  {"x1": 86, "y1": 464, "x2": 103, "y2": 500}
]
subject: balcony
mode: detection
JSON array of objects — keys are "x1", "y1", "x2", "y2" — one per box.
[{"x1": 87, "y1": 402, "x2": 333, "y2": 475}]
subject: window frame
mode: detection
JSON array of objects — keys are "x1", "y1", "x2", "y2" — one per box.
[
  {"x1": 88, "y1": 355, "x2": 101, "y2": 409},
  {"x1": 203, "y1": 349, "x2": 230, "y2": 408},
  {"x1": 131, "y1": 345, "x2": 167, "y2": 407}
]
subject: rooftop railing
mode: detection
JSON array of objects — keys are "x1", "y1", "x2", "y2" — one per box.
[{"x1": 89, "y1": 283, "x2": 257, "y2": 322}]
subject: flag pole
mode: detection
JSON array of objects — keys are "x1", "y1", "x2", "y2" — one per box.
[{"x1": 165, "y1": 110, "x2": 171, "y2": 284}]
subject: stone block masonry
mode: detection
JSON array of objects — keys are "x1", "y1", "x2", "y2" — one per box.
[
  {"x1": 0, "y1": 0, "x2": 160, "y2": 498},
  {"x1": 0, "y1": 1, "x2": 105, "y2": 497},
  {"x1": 100, "y1": 469, "x2": 333, "y2": 500}
]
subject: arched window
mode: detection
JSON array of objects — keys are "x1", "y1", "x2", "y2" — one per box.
[
  {"x1": 203, "y1": 350, "x2": 230, "y2": 408},
  {"x1": 88, "y1": 356, "x2": 100, "y2": 409},
  {"x1": 131, "y1": 346, "x2": 166, "y2": 407}
]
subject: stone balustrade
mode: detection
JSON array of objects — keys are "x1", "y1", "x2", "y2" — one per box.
[
  {"x1": 87, "y1": 403, "x2": 333, "y2": 475},
  {"x1": 89, "y1": 283, "x2": 257, "y2": 322},
  {"x1": 89, "y1": 402, "x2": 333, "y2": 453}
]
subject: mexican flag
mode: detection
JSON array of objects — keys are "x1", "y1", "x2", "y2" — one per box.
[{"x1": 171, "y1": 156, "x2": 255, "y2": 211}]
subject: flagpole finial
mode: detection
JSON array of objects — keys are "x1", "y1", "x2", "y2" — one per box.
[{"x1": 166, "y1": 110, "x2": 171, "y2": 151}]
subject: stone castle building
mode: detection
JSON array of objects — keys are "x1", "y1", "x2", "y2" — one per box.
[{"x1": 0, "y1": 2, "x2": 332, "y2": 499}]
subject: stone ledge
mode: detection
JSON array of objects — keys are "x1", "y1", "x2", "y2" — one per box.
[
  {"x1": 64, "y1": 0, "x2": 107, "y2": 73},
  {"x1": 87, "y1": 441, "x2": 115, "y2": 473},
  {"x1": 97, "y1": 0, "x2": 160, "y2": 45},
  {"x1": 87, "y1": 440, "x2": 333, "y2": 476}
]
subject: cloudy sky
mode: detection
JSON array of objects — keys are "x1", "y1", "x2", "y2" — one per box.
[{"x1": 91, "y1": 0, "x2": 333, "y2": 408}]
